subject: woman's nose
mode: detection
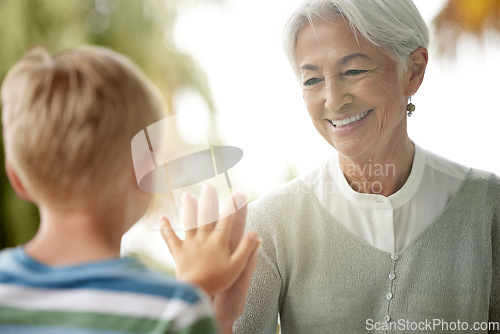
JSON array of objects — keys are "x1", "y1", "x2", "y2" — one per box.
[{"x1": 324, "y1": 78, "x2": 353, "y2": 111}]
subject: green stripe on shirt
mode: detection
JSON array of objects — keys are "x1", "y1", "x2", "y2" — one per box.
[{"x1": 0, "y1": 306, "x2": 217, "y2": 333}]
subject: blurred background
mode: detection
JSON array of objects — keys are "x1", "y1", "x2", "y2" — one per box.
[{"x1": 1, "y1": 0, "x2": 499, "y2": 270}]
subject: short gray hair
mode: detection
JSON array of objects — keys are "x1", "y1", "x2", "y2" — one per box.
[{"x1": 283, "y1": 0, "x2": 430, "y2": 77}]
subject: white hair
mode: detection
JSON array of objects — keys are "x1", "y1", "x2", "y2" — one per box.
[{"x1": 283, "y1": 0, "x2": 430, "y2": 77}]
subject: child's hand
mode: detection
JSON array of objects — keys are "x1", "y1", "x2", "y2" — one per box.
[{"x1": 161, "y1": 185, "x2": 261, "y2": 297}]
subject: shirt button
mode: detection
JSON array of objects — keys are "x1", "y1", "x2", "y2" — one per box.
[
  {"x1": 388, "y1": 273, "x2": 396, "y2": 280},
  {"x1": 384, "y1": 315, "x2": 391, "y2": 322},
  {"x1": 391, "y1": 253, "x2": 399, "y2": 260},
  {"x1": 386, "y1": 292, "x2": 393, "y2": 300}
]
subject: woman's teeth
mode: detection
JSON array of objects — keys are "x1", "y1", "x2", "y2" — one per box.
[{"x1": 331, "y1": 110, "x2": 371, "y2": 127}]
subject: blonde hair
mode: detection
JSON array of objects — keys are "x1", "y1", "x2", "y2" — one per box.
[{"x1": 1, "y1": 46, "x2": 164, "y2": 208}]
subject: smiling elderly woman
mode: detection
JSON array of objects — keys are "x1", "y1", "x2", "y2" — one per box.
[{"x1": 232, "y1": 0, "x2": 500, "y2": 333}]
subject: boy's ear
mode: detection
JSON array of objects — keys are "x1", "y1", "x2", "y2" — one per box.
[
  {"x1": 5, "y1": 160, "x2": 32, "y2": 201},
  {"x1": 405, "y1": 47, "x2": 428, "y2": 96}
]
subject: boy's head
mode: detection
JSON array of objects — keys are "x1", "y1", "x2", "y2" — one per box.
[{"x1": 1, "y1": 46, "x2": 164, "y2": 210}]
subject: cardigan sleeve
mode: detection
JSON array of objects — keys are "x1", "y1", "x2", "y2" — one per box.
[
  {"x1": 233, "y1": 245, "x2": 281, "y2": 334},
  {"x1": 233, "y1": 184, "x2": 294, "y2": 334},
  {"x1": 489, "y1": 173, "x2": 500, "y2": 333},
  {"x1": 491, "y1": 236, "x2": 499, "y2": 333}
]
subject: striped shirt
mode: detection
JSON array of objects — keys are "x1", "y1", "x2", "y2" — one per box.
[{"x1": 0, "y1": 247, "x2": 217, "y2": 334}]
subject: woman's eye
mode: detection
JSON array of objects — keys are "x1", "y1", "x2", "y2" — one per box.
[
  {"x1": 304, "y1": 78, "x2": 323, "y2": 86},
  {"x1": 344, "y1": 70, "x2": 367, "y2": 76}
]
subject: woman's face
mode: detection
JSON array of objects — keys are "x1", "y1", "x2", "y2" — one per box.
[{"x1": 295, "y1": 18, "x2": 409, "y2": 160}]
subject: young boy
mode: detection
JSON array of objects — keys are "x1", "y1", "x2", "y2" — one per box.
[{"x1": 0, "y1": 46, "x2": 260, "y2": 333}]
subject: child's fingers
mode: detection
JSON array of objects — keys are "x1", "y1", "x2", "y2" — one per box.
[
  {"x1": 218, "y1": 192, "x2": 248, "y2": 248},
  {"x1": 160, "y1": 217, "x2": 182, "y2": 257},
  {"x1": 245, "y1": 243, "x2": 259, "y2": 275},
  {"x1": 219, "y1": 192, "x2": 240, "y2": 220},
  {"x1": 197, "y1": 184, "x2": 219, "y2": 230},
  {"x1": 181, "y1": 192, "x2": 198, "y2": 235},
  {"x1": 228, "y1": 192, "x2": 247, "y2": 252},
  {"x1": 216, "y1": 198, "x2": 237, "y2": 245},
  {"x1": 228, "y1": 231, "x2": 261, "y2": 277}
]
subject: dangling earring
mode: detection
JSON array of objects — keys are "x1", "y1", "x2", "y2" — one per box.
[{"x1": 407, "y1": 97, "x2": 415, "y2": 117}]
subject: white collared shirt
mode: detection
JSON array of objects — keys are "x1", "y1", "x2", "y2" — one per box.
[{"x1": 300, "y1": 144, "x2": 469, "y2": 253}]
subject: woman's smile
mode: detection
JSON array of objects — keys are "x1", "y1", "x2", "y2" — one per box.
[{"x1": 328, "y1": 109, "x2": 373, "y2": 131}]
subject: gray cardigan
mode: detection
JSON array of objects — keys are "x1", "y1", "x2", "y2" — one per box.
[{"x1": 234, "y1": 169, "x2": 500, "y2": 333}]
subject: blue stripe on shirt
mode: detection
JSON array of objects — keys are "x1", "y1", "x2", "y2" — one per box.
[{"x1": 0, "y1": 247, "x2": 201, "y2": 304}]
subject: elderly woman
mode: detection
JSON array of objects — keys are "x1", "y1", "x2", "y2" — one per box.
[{"x1": 231, "y1": 0, "x2": 500, "y2": 332}]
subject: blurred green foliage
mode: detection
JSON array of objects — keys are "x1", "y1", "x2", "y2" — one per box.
[{"x1": 0, "y1": 0, "x2": 219, "y2": 249}]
